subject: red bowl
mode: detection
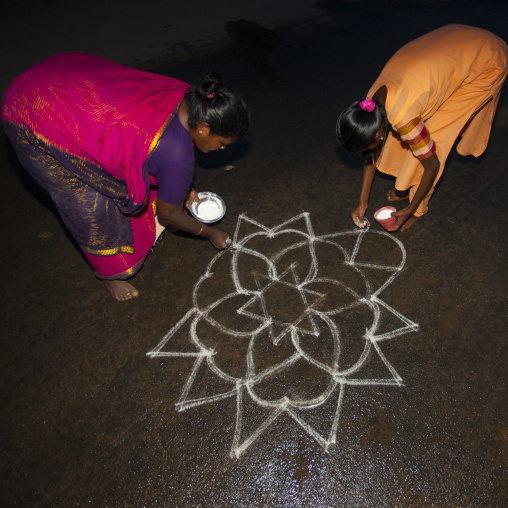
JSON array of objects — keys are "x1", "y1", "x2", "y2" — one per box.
[{"x1": 374, "y1": 206, "x2": 397, "y2": 230}]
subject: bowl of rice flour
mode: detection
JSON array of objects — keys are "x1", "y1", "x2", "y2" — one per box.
[
  {"x1": 374, "y1": 206, "x2": 397, "y2": 230},
  {"x1": 188, "y1": 192, "x2": 226, "y2": 223}
]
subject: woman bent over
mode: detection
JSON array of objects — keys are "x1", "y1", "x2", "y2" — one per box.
[{"x1": 2, "y1": 52, "x2": 249, "y2": 300}]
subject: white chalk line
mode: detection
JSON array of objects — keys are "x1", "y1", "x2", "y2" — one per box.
[{"x1": 147, "y1": 213, "x2": 419, "y2": 457}]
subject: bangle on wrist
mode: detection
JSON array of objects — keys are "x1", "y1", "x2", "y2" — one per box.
[{"x1": 194, "y1": 223, "x2": 204, "y2": 235}]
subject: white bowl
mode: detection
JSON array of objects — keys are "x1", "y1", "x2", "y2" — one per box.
[{"x1": 188, "y1": 192, "x2": 226, "y2": 223}]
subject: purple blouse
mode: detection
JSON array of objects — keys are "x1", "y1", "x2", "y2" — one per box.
[{"x1": 147, "y1": 114, "x2": 195, "y2": 205}]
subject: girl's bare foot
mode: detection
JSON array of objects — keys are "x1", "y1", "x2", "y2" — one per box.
[
  {"x1": 387, "y1": 188, "x2": 409, "y2": 201},
  {"x1": 103, "y1": 280, "x2": 139, "y2": 301}
]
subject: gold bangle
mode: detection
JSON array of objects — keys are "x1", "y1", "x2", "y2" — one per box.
[{"x1": 194, "y1": 223, "x2": 204, "y2": 235}]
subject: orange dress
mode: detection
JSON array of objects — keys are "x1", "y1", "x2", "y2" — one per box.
[{"x1": 368, "y1": 25, "x2": 508, "y2": 216}]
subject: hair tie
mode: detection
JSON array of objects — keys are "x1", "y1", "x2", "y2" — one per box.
[
  {"x1": 207, "y1": 92, "x2": 215, "y2": 99},
  {"x1": 359, "y1": 97, "x2": 375, "y2": 112}
]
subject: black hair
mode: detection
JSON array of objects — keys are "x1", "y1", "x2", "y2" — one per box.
[
  {"x1": 185, "y1": 71, "x2": 250, "y2": 140},
  {"x1": 336, "y1": 99, "x2": 386, "y2": 153}
]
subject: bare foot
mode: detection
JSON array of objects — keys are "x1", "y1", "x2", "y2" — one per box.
[
  {"x1": 399, "y1": 215, "x2": 420, "y2": 231},
  {"x1": 387, "y1": 188, "x2": 409, "y2": 201},
  {"x1": 103, "y1": 280, "x2": 139, "y2": 301}
]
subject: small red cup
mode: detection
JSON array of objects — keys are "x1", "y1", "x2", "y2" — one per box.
[{"x1": 374, "y1": 206, "x2": 398, "y2": 230}]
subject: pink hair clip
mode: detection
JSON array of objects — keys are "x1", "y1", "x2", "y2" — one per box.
[
  {"x1": 207, "y1": 92, "x2": 215, "y2": 99},
  {"x1": 359, "y1": 97, "x2": 375, "y2": 112}
]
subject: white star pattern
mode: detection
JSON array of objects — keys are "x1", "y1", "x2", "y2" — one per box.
[{"x1": 148, "y1": 213, "x2": 419, "y2": 458}]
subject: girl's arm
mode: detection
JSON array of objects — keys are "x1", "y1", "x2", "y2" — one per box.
[{"x1": 351, "y1": 161, "x2": 376, "y2": 228}]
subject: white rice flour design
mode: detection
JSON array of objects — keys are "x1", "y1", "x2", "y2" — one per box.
[{"x1": 148, "y1": 213, "x2": 419, "y2": 458}]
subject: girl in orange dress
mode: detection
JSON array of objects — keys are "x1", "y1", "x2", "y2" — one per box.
[{"x1": 336, "y1": 25, "x2": 508, "y2": 231}]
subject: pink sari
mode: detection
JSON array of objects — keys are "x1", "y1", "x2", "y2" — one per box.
[{"x1": 2, "y1": 52, "x2": 192, "y2": 279}]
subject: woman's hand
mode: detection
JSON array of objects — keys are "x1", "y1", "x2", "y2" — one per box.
[
  {"x1": 157, "y1": 197, "x2": 232, "y2": 249},
  {"x1": 184, "y1": 188, "x2": 200, "y2": 210},
  {"x1": 208, "y1": 228, "x2": 232, "y2": 250},
  {"x1": 351, "y1": 204, "x2": 368, "y2": 228}
]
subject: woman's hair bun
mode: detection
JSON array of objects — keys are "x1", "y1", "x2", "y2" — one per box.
[
  {"x1": 185, "y1": 71, "x2": 250, "y2": 139},
  {"x1": 200, "y1": 71, "x2": 222, "y2": 97}
]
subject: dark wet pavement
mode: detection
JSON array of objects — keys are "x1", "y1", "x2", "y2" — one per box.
[{"x1": 2, "y1": 1, "x2": 508, "y2": 506}]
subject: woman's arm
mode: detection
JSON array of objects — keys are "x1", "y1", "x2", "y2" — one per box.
[
  {"x1": 351, "y1": 161, "x2": 377, "y2": 228},
  {"x1": 156, "y1": 197, "x2": 230, "y2": 249}
]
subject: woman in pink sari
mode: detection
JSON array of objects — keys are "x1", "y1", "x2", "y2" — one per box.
[{"x1": 2, "y1": 52, "x2": 249, "y2": 300}]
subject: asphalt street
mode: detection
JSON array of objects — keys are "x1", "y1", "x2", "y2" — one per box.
[{"x1": 1, "y1": 1, "x2": 507, "y2": 506}]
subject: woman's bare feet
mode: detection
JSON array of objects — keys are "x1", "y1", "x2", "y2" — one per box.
[
  {"x1": 103, "y1": 280, "x2": 139, "y2": 301},
  {"x1": 387, "y1": 188, "x2": 409, "y2": 201}
]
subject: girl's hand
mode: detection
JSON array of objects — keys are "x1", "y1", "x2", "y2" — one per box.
[
  {"x1": 351, "y1": 204, "x2": 368, "y2": 228},
  {"x1": 389, "y1": 206, "x2": 414, "y2": 231},
  {"x1": 208, "y1": 229, "x2": 232, "y2": 250}
]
